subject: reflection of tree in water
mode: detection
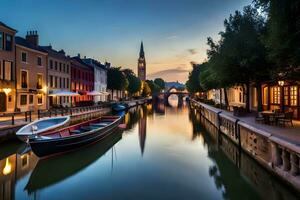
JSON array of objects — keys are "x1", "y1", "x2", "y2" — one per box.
[{"x1": 192, "y1": 112, "x2": 299, "y2": 200}]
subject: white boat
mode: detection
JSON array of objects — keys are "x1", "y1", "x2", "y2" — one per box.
[{"x1": 16, "y1": 116, "x2": 70, "y2": 142}]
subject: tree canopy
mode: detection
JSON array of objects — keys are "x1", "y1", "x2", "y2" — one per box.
[
  {"x1": 107, "y1": 67, "x2": 128, "y2": 91},
  {"x1": 154, "y1": 78, "x2": 165, "y2": 90}
]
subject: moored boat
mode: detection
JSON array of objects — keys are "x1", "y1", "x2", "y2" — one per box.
[
  {"x1": 29, "y1": 115, "x2": 123, "y2": 157},
  {"x1": 16, "y1": 116, "x2": 70, "y2": 142}
]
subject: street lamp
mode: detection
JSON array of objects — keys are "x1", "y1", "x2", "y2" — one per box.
[{"x1": 278, "y1": 80, "x2": 285, "y2": 86}]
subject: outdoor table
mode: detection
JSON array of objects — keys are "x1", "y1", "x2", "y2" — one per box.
[{"x1": 260, "y1": 111, "x2": 276, "y2": 124}]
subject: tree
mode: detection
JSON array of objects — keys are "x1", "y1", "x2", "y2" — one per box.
[
  {"x1": 203, "y1": 6, "x2": 270, "y2": 111},
  {"x1": 185, "y1": 63, "x2": 202, "y2": 94},
  {"x1": 127, "y1": 74, "x2": 142, "y2": 96},
  {"x1": 254, "y1": 0, "x2": 300, "y2": 80},
  {"x1": 146, "y1": 80, "x2": 161, "y2": 93},
  {"x1": 154, "y1": 78, "x2": 165, "y2": 91},
  {"x1": 107, "y1": 67, "x2": 128, "y2": 99},
  {"x1": 141, "y1": 81, "x2": 151, "y2": 97}
]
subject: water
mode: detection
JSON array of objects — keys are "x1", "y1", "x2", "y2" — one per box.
[{"x1": 0, "y1": 98, "x2": 299, "y2": 200}]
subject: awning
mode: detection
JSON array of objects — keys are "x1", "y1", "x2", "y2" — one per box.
[
  {"x1": 48, "y1": 91, "x2": 80, "y2": 97},
  {"x1": 87, "y1": 90, "x2": 103, "y2": 96},
  {"x1": 102, "y1": 91, "x2": 110, "y2": 95}
]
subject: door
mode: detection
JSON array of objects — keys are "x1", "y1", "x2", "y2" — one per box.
[{"x1": 0, "y1": 92, "x2": 7, "y2": 112}]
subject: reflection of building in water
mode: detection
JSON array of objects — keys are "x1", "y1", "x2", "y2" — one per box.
[
  {"x1": 138, "y1": 107, "x2": 147, "y2": 155},
  {"x1": 0, "y1": 152, "x2": 38, "y2": 200}
]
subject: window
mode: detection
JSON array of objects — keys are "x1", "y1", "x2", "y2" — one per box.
[
  {"x1": 59, "y1": 77, "x2": 62, "y2": 88},
  {"x1": 63, "y1": 78, "x2": 66, "y2": 88},
  {"x1": 37, "y1": 57, "x2": 42, "y2": 66},
  {"x1": 55, "y1": 77, "x2": 58, "y2": 88},
  {"x1": 284, "y1": 87, "x2": 289, "y2": 105},
  {"x1": 37, "y1": 94, "x2": 43, "y2": 105},
  {"x1": 263, "y1": 87, "x2": 268, "y2": 105},
  {"x1": 5, "y1": 34, "x2": 12, "y2": 51},
  {"x1": 63, "y1": 64, "x2": 66, "y2": 72},
  {"x1": 29, "y1": 95, "x2": 33, "y2": 104},
  {"x1": 59, "y1": 63, "x2": 62, "y2": 71},
  {"x1": 0, "y1": 32, "x2": 3, "y2": 50},
  {"x1": 49, "y1": 75, "x2": 53, "y2": 87},
  {"x1": 66, "y1": 65, "x2": 69, "y2": 73},
  {"x1": 67, "y1": 78, "x2": 69, "y2": 89},
  {"x1": 290, "y1": 86, "x2": 298, "y2": 106},
  {"x1": 49, "y1": 60, "x2": 53, "y2": 69},
  {"x1": 37, "y1": 74, "x2": 43, "y2": 89},
  {"x1": 21, "y1": 70, "x2": 28, "y2": 88},
  {"x1": 21, "y1": 52, "x2": 27, "y2": 62},
  {"x1": 271, "y1": 86, "x2": 280, "y2": 104},
  {"x1": 55, "y1": 61, "x2": 58, "y2": 70},
  {"x1": 8, "y1": 95, "x2": 12, "y2": 102},
  {"x1": 0, "y1": 61, "x2": 2, "y2": 79},
  {"x1": 20, "y1": 95, "x2": 27, "y2": 105},
  {"x1": 4, "y1": 61, "x2": 12, "y2": 81}
]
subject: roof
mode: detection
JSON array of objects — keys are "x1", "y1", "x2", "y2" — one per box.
[
  {"x1": 71, "y1": 56, "x2": 94, "y2": 70},
  {"x1": 0, "y1": 21, "x2": 17, "y2": 32},
  {"x1": 40, "y1": 46, "x2": 70, "y2": 61},
  {"x1": 15, "y1": 36, "x2": 47, "y2": 53},
  {"x1": 82, "y1": 58, "x2": 107, "y2": 71}
]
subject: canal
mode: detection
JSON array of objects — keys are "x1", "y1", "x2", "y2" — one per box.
[{"x1": 0, "y1": 98, "x2": 299, "y2": 200}]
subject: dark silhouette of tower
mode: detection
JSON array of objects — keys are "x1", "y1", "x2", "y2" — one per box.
[
  {"x1": 138, "y1": 41, "x2": 146, "y2": 81},
  {"x1": 138, "y1": 107, "x2": 147, "y2": 155}
]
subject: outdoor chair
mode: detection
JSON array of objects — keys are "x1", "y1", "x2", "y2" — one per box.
[
  {"x1": 255, "y1": 112, "x2": 264, "y2": 123},
  {"x1": 278, "y1": 111, "x2": 294, "y2": 127}
]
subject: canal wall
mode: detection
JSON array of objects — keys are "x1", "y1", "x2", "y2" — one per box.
[{"x1": 190, "y1": 99, "x2": 300, "y2": 192}]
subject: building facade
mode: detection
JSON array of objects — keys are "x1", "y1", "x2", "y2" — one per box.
[
  {"x1": 41, "y1": 46, "x2": 71, "y2": 108},
  {"x1": 15, "y1": 32, "x2": 48, "y2": 112},
  {"x1": 137, "y1": 41, "x2": 146, "y2": 81},
  {"x1": 82, "y1": 58, "x2": 107, "y2": 102},
  {"x1": 71, "y1": 56, "x2": 94, "y2": 105},
  {"x1": 0, "y1": 22, "x2": 17, "y2": 113}
]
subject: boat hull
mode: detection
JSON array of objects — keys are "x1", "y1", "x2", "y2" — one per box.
[{"x1": 29, "y1": 116, "x2": 122, "y2": 158}]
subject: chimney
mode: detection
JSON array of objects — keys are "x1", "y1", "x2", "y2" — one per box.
[{"x1": 26, "y1": 30, "x2": 39, "y2": 46}]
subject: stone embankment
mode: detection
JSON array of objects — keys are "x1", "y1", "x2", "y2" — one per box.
[{"x1": 190, "y1": 99, "x2": 300, "y2": 191}]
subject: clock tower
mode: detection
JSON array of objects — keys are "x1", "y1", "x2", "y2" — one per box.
[{"x1": 138, "y1": 41, "x2": 146, "y2": 81}]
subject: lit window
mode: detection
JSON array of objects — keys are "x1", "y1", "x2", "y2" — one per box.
[
  {"x1": 21, "y1": 70, "x2": 28, "y2": 88},
  {"x1": 4, "y1": 61, "x2": 12, "y2": 81},
  {"x1": 37, "y1": 94, "x2": 43, "y2": 104},
  {"x1": 271, "y1": 86, "x2": 280, "y2": 104},
  {"x1": 284, "y1": 87, "x2": 289, "y2": 105},
  {"x1": 29, "y1": 95, "x2": 33, "y2": 104},
  {"x1": 290, "y1": 86, "x2": 297, "y2": 106},
  {"x1": 37, "y1": 74, "x2": 43, "y2": 89}
]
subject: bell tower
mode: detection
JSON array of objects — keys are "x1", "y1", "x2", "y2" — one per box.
[{"x1": 138, "y1": 41, "x2": 146, "y2": 81}]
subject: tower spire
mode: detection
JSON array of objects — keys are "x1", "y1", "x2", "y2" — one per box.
[{"x1": 139, "y1": 41, "x2": 144, "y2": 58}]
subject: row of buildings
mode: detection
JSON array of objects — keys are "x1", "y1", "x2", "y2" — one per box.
[
  {"x1": 206, "y1": 82, "x2": 300, "y2": 119},
  {"x1": 0, "y1": 22, "x2": 108, "y2": 113}
]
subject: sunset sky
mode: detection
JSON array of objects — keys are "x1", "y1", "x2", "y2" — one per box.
[{"x1": 1, "y1": 0, "x2": 251, "y2": 83}]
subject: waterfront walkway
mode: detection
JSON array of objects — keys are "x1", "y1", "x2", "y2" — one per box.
[{"x1": 195, "y1": 101, "x2": 300, "y2": 145}]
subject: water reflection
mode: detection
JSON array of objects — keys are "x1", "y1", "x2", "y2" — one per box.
[{"x1": 0, "y1": 100, "x2": 298, "y2": 199}]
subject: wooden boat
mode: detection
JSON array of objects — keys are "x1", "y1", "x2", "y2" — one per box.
[
  {"x1": 16, "y1": 116, "x2": 70, "y2": 142},
  {"x1": 29, "y1": 115, "x2": 123, "y2": 158},
  {"x1": 25, "y1": 129, "x2": 122, "y2": 192}
]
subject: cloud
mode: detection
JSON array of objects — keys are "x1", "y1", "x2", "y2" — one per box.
[
  {"x1": 166, "y1": 35, "x2": 179, "y2": 40},
  {"x1": 147, "y1": 67, "x2": 189, "y2": 82},
  {"x1": 187, "y1": 48, "x2": 198, "y2": 55}
]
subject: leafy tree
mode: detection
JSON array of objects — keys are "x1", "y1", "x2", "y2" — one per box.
[
  {"x1": 127, "y1": 74, "x2": 142, "y2": 96},
  {"x1": 141, "y1": 81, "x2": 151, "y2": 97},
  {"x1": 254, "y1": 0, "x2": 300, "y2": 80},
  {"x1": 107, "y1": 67, "x2": 128, "y2": 99},
  {"x1": 185, "y1": 63, "x2": 202, "y2": 94},
  {"x1": 204, "y1": 6, "x2": 270, "y2": 111},
  {"x1": 146, "y1": 80, "x2": 161, "y2": 93},
  {"x1": 154, "y1": 78, "x2": 165, "y2": 90}
]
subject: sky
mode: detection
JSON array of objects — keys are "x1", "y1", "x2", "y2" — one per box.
[{"x1": 1, "y1": 0, "x2": 252, "y2": 83}]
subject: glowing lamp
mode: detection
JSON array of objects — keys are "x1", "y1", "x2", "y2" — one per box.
[
  {"x1": 3, "y1": 88, "x2": 11, "y2": 95},
  {"x1": 278, "y1": 80, "x2": 285, "y2": 86},
  {"x1": 3, "y1": 158, "x2": 12, "y2": 175},
  {"x1": 42, "y1": 86, "x2": 48, "y2": 93}
]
